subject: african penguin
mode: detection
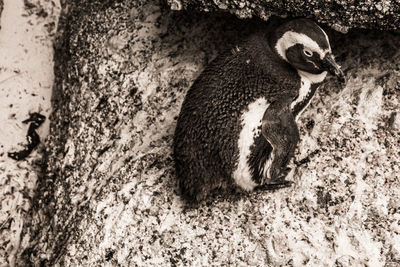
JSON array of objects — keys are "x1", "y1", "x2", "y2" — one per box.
[{"x1": 173, "y1": 18, "x2": 345, "y2": 202}]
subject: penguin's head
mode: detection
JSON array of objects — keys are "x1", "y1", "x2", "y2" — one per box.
[{"x1": 271, "y1": 18, "x2": 345, "y2": 83}]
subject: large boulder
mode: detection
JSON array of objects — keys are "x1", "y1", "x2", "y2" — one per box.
[
  {"x1": 167, "y1": 0, "x2": 400, "y2": 32},
  {"x1": 19, "y1": 0, "x2": 400, "y2": 266}
]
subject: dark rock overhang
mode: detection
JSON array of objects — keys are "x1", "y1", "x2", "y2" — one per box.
[{"x1": 167, "y1": 0, "x2": 400, "y2": 32}]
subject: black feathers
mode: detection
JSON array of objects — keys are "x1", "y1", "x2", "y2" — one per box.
[
  {"x1": 173, "y1": 18, "x2": 341, "y2": 203},
  {"x1": 173, "y1": 29, "x2": 299, "y2": 202}
]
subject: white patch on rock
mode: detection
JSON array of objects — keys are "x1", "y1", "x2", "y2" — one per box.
[
  {"x1": 63, "y1": 139, "x2": 76, "y2": 167},
  {"x1": 357, "y1": 85, "x2": 383, "y2": 133},
  {"x1": 169, "y1": 0, "x2": 182, "y2": 10},
  {"x1": 275, "y1": 31, "x2": 330, "y2": 62},
  {"x1": 160, "y1": 211, "x2": 176, "y2": 233},
  {"x1": 392, "y1": 112, "x2": 400, "y2": 130},
  {"x1": 0, "y1": 0, "x2": 60, "y2": 154},
  {"x1": 233, "y1": 97, "x2": 269, "y2": 191},
  {"x1": 0, "y1": 0, "x2": 60, "y2": 266}
]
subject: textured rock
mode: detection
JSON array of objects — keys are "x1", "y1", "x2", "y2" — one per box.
[
  {"x1": 19, "y1": 0, "x2": 400, "y2": 266},
  {"x1": 167, "y1": 0, "x2": 400, "y2": 32},
  {"x1": 0, "y1": 0, "x2": 60, "y2": 266}
]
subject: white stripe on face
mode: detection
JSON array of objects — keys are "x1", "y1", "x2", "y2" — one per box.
[
  {"x1": 291, "y1": 70, "x2": 327, "y2": 121},
  {"x1": 316, "y1": 24, "x2": 332, "y2": 53},
  {"x1": 275, "y1": 31, "x2": 330, "y2": 62}
]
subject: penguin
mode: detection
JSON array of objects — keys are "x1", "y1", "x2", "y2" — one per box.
[{"x1": 173, "y1": 18, "x2": 345, "y2": 202}]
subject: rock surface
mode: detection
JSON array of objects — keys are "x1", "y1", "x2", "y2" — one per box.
[
  {"x1": 167, "y1": 0, "x2": 400, "y2": 32},
  {"x1": 0, "y1": 0, "x2": 60, "y2": 266},
  {"x1": 15, "y1": 0, "x2": 400, "y2": 266}
]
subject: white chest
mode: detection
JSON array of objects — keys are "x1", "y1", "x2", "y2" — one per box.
[
  {"x1": 291, "y1": 71, "x2": 327, "y2": 119},
  {"x1": 290, "y1": 76, "x2": 311, "y2": 112},
  {"x1": 233, "y1": 97, "x2": 269, "y2": 191}
]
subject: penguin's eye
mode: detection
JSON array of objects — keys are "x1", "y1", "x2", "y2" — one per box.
[{"x1": 303, "y1": 49, "x2": 313, "y2": 57}]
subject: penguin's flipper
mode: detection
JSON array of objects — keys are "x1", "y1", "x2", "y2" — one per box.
[{"x1": 261, "y1": 101, "x2": 300, "y2": 183}]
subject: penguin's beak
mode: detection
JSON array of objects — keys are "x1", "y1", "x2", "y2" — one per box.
[{"x1": 321, "y1": 53, "x2": 345, "y2": 83}]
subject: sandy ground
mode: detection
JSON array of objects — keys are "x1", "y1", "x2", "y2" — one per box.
[{"x1": 0, "y1": 0, "x2": 60, "y2": 266}]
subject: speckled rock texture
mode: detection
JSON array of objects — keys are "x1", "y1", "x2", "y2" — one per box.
[
  {"x1": 167, "y1": 0, "x2": 400, "y2": 32},
  {"x1": 0, "y1": 1, "x2": 59, "y2": 266},
  {"x1": 19, "y1": 0, "x2": 400, "y2": 266}
]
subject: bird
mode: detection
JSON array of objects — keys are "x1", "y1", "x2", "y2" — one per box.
[{"x1": 173, "y1": 18, "x2": 345, "y2": 202}]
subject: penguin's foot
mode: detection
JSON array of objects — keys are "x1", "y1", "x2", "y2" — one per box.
[{"x1": 255, "y1": 180, "x2": 294, "y2": 191}]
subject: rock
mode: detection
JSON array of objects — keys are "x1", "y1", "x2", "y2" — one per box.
[
  {"x1": 19, "y1": 0, "x2": 400, "y2": 266},
  {"x1": 0, "y1": 0, "x2": 60, "y2": 266},
  {"x1": 389, "y1": 112, "x2": 400, "y2": 131},
  {"x1": 167, "y1": 0, "x2": 400, "y2": 32}
]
